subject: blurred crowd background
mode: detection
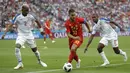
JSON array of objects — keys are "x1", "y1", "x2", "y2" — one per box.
[{"x1": 0, "y1": 0, "x2": 130, "y2": 33}]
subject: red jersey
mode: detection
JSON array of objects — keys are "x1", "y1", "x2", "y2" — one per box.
[
  {"x1": 44, "y1": 20, "x2": 51, "y2": 34},
  {"x1": 65, "y1": 17, "x2": 85, "y2": 42},
  {"x1": 45, "y1": 20, "x2": 51, "y2": 30}
]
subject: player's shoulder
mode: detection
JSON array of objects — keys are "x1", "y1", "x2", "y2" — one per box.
[
  {"x1": 14, "y1": 13, "x2": 21, "y2": 18},
  {"x1": 15, "y1": 13, "x2": 21, "y2": 17},
  {"x1": 64, "y1": 19, "x2": 71, "y2": 26},
  {"x1": 65, "y1": 19, "x2": 70, "y2": 23},
  {"x1": 27, "y1": 14, "x2": 34, "y2": 17},
  {"x1": 29, "y1": 13, "x2": 38, "y2": 20},
  {"x1": 75, "y1": 17, "x2": 84, "y2": 20},
  {"x1": 99, "y1": 17, "x2": 110, "y2": 22},
  {"x1": 75, "y1": 17, "x2": 85, "y2": 23},
  {"x1": 13, "y1": 13, "x2": 22, "y2": 21}
]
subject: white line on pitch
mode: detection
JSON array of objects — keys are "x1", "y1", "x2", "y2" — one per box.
[
  {"x1": 26, "y1": 63, "x2": 130, "y2": 73},
  {"x1": 27, "y1": 69, "x2": 62, "y2": 73}
]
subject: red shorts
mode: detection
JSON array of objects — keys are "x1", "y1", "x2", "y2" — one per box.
[
  {"x1": 69, "y1": 40, "x2": 82, "y2": 49},
  {"x1": 45, "y1": 29, "x2": 52, "y2": 34}
]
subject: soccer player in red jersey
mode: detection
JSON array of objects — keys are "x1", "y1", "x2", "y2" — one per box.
[
  {"x1": 43, "y1": 18, "x2": 55, "y2": 44},
  {"x1": 64, "y1": 9, "x2": 91, "y2": 68}
]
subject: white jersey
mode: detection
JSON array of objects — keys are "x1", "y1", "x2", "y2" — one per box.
[
  {"x1": 13, "y1": 14, "x2": 36, "y2": 37},
  {"x1": 92, "y1": 18, "x2": 117, "y2": 38}
]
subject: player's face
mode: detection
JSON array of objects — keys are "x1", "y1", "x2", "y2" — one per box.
[
  {"x1": 92, "y1": 15, "x2": 98, "y2": 23},
  {"x1": 69, "y1": 12, "x2": 76, "y2": 22},
  {"x1": 22, "y1": 6, "x2": 29, "y2": 16}
]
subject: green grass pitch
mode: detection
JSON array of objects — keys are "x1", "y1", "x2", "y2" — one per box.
[{"x1": 0, "y1": 36, "x2": 130, "y2": 73}]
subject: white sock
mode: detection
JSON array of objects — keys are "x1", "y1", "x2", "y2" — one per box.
[
  {"x1": 34, "y1": 50, "x2": 41, "y2": 61},
  {"x1": 100, "y1": 51, "x2": 109, "y2": 62},
  {"x1": 15, "y1": 48, "x2": 22, "y2": 63},
  {"x1": 119, "y1": 49, "x2": 125, "y2": 55}
]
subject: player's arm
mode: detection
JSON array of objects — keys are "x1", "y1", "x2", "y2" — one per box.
[
  {"x1": 1, "y1": 14, "x2": 20, "y2": 39},
  {"x1": 84, "y1": 33, "x2": 95, "y2": 53},
  {"x1": 67, "y1": 33, "x2": 80, "y2": 40},
  {"x1": 110, "y1": 20, "x2": 125, "y2": 31},
  {"x1": 1, "y1": 24, "x2": 13, "y2": 39},
  {"x1": 31, "y1": 13, "x2": 44, "y2": 35},
  {"x1": 35, "y1": 20, "x2": 44, "y2": 35},
  {"x1": 83, "y1": 20, "x2": 91, "y2": 33},
  {"x1": 84, "y1": 24, "x2": 98, "y2": 53},
  {"x1": 65, "y1": 22, "x2": 80, "y2": 40},
  {"x1": 78, "y1": 17, "x2": 91, "y2": 33},
  {"x1": 44, "y1": 22, "x2": 50, "y2": 29}
]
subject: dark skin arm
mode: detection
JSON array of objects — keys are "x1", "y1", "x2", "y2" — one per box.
[
  {"x1": 35, "y1": 20, "x2": 45, "y2": 35},
  {"x1": 84, "y1": 34, "x2": 95, "y2": 53},
  {"x1": 35, "y1": 20, "x2": 42, "y2": 28},
  {"x1": 84, "y1": 21, "x2": 91, "y2": 33},
  {"x1": 110, "y1": 21, "x2": 125, "y2": 32}
]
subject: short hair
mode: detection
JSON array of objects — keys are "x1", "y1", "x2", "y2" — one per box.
[
  {"x1": 68, "y1": 8, "x2": 75, "y2": 14},
  {"x1": 22, "y1": 3, "x2": 29, "y2": 8},
  {"x1": 91, "y1": 13, "x2": 98, "y2": 18}
]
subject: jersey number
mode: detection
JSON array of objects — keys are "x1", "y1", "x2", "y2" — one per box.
[{"x1": 74, "y1": 40, "x2": 80, "y2": 45}]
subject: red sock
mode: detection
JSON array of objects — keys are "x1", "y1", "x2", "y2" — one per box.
[
  {"x1": 74, "y1": 53, "x2": 79, "y2": 62},
  {"x1": 68, "y1": 50, "x2": 75, "y2": 63}
]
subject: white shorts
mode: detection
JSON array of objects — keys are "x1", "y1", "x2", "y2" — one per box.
[
  {"x1": 16, "y1": 36, "x2": 36, "y2": 48},
  {"x1": 99, "y1": 37, "x2": 118, "y2": 47}
]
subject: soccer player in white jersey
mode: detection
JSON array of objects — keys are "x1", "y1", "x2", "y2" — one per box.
[
  {"x1": 84, "y1": 14, "x2": 127, "y2": 66},
  {"x1": 1, "y1": 4, "x2": 47, "y2": 69}
]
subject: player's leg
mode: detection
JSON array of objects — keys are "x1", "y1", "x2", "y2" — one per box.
[
  {"x1": 111, "y1": 39, "x2": 127, "y2": 62},
  {"x1": 27, "y1": 39, "x2": 47, "y2": 67},
  {"x1": 99, "y1": 38, "x2": 110, "y2": 66},
  {"x1": 68, "y1": 40, "x2": 81, "y2": 68},
  {"x1": 68, "y1": 44, "x2": 77, "y2": 63},
  {"x1": 49, "y1": 33, "x2": 55, "y2": 43},
  {"x1": 74, "y1": 41, "x2": 82, "y2": 68},
  {"x1": 43, "y1": 34, "x2": 46, "y2": 44},
  {"x1": 14, "y1": 36, "x2": 25, "y2": 69},
  {"x1": 74, "y1": 53, "x2": 79, "y2": 62},
  {"x1": 75, "y1": 53, "x2": 81, "y2": 68}
]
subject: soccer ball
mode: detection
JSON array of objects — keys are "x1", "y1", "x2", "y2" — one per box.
[{"x1": 63, "y1": 63, "x2": 73, "y2": 72}]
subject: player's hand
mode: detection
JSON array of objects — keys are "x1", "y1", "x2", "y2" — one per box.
[
  {"x1": 1, "y1": 34, "x2": 5, "y2": 39},
  {"x1": 88, "y1": 30, "x2": 91, "y2": 33},
  {"x1": 47, "y1": 28, "x2": 50, "y2": 30},
  {"x1": 74, "y1": 36, "x2": 80, "y2": 41},
  {"x1": 84, "y1": 47, "x2": 88, "y2": 53}
]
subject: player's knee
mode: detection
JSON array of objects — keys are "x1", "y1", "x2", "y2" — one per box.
[
  {"x1": 113, "y1": 47, "x2": 120, "y2": 54},
  {"x1": 71, "y1": 45, "x2": 77, "y2": 52},
  {"x1": 31, "y1": 47, "x2": 37, "y2": 52},
  {"x1": 97, "y1": 48, "x2": 103, "y2": 53},
  {"x1": 71, "y1": 48, "x2": 75, "y2": 52},
  {"x1": 44, "y1": 35, "x2": 46, "y2": 37},
  {"x1": 15, "y1": 48, "x2": 20, "y2": 53},
  {"x1": 49, "y1": 34, "x2": 52, "y2": 36},
  {"x1": 15, "y1": 43, "x2": 21, "y2": 48}
]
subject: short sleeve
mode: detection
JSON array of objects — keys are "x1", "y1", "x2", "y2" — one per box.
[
  {"x1": 31, "y1": 13, "x2": 40, "y2": 21},
  {"x1": 77, "y1": 17, "x2": 84, "y2": 23},
  {"x1": 92, "y1": 20, "x2": 100, "y2": 34},
  {"x1": 30, "y1": 14, "x2": 37, "y2": 21},
  {"x1": 12, "y1": 14, "x2": 20, "y2": 24}
]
